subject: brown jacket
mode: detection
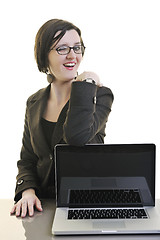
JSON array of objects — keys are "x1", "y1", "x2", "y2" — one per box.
[{"x1": 15, "y1": 81, "x2": 114, "y2": 201}]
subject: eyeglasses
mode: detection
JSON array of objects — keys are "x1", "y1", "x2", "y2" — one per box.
[{"x1": 51, "y1": 45, "x2": 85, "y2": 55}]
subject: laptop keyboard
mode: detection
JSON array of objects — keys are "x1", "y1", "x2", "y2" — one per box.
[
  {"x1": 68, "y1": 189, "x2": 148, "y2": 220},
  {"x1": 68, "y1": 208, "x2": 148, "y2": 220}
]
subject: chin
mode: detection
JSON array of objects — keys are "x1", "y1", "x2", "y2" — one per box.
[{"x1": 65, "y1": 73, "x2": 77, "y2": 80}]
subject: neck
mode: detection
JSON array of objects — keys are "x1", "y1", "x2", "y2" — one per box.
[{"x1": 49, "y1": 80, "x2": 72, "y2": 105}]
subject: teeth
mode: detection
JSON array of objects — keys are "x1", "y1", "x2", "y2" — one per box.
[{"x1": 64, "y1": 63, "x2": 75, "y2": 67}]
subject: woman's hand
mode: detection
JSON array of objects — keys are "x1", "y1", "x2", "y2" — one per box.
[
  {"x1": 75, "y1": 71, "x2": 103, "y2": 87},
  {"x1": 10, "y1": 189, "x2": 43, "y2": 218}
]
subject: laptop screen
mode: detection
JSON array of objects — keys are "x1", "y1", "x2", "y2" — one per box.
[{"x1": 54, "y1": 144, "x2": 155, "y2": 208}]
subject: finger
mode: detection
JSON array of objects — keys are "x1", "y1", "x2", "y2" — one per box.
[
  {"x1": 28, "y1": 201, "x2": 34, "y2": 217},
  {"x1": 98, "y1": 83, "x2": 103, "y2": 87},
  {"x1": 15, "y1": 203, "x2": 21, "y2": 217},
  {"x1": 35, "y1": 198, "x2": 43, "y2": 212},
  {"x1": 75, "y1": 76, "x2": 82, "y2": 81},
  {"x1": 10, "y1": 205, "x2": 16, "y2": 215},
  {"x1": 21, "y1": 201, "x2": 27, "y2": 218}
]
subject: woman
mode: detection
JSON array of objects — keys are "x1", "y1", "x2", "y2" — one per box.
[{"x1": 10, "y1": 19, "x2": 114, "y2": 217}]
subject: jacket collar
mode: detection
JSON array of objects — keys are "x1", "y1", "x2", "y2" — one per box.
[{"x1": 28, "y1": 84, "x2": 51, "y2": 103}]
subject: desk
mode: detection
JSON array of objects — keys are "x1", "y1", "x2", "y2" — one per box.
[{"x1": 0, "y1": 199, "x2": 160, "y2": 240}]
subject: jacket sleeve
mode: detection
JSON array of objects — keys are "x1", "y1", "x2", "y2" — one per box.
[
  {"x1": 63, "y1": 81, "x2": 114, "y2": 146},
  {"x1": 14, "y1": 101, "x2": 40, "y2": 202}
]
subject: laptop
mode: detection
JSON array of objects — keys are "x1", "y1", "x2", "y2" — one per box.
[{"x1": 52, "y1": 143, "x2": 160, "y2": 235}]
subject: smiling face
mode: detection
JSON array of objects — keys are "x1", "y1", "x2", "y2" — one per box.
[{"x1": 48, "y1": 30, "x2": 83, "y2": 83}]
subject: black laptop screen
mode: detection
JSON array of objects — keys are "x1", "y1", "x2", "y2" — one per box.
[{"x1": 55, "y1": 144, "x2": 155, "y2": 207}]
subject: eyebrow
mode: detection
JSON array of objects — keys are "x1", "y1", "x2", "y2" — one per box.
[{"x1": 56, "y1": 42, "x2": 82, "y2": 48}]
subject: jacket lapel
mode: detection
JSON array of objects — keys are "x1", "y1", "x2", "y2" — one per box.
[
  {"x1": 27, "y1": 84, "x2": 69, "y2": 156},
  {"x1": 28, "y1": 85, "x2": 51, "y2": 156}
]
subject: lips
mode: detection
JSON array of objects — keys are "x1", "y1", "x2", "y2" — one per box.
[{"x1": 63, "y1": 62, "x2": 76, "y2": 70}]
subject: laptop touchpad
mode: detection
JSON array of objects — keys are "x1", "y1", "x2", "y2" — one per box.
[{"x1": 93, "y1": 221, "x2": 126, "y2": 229}]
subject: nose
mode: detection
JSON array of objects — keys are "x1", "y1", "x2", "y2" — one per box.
[{"x1": 66, "y1": 48, "x2": 76, "y2": 59}]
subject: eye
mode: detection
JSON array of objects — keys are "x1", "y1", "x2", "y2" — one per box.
[
  {"x1": 57, "y1": 45, "x2": 68, "y2": 52},
  {"x1": 74, "y1": 45, "x2": 81, "y2": 52}
]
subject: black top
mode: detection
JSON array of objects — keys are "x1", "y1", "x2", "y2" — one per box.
[{"x1": 41, "y1": 118, "x2": 56, "y2": 150}]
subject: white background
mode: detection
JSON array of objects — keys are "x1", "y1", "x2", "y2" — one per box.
[{"x1": 0, "y1": 0, "x2": 160, "y2": 199}]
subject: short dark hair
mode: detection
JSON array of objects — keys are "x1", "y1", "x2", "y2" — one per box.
[{"x1": 34, "y1": 19, "x2": 85, "y2": 73}]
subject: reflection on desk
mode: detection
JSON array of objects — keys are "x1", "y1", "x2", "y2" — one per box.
[
  {"x1": 22, "y1": 199, "x2": 55, "y2": 240},
  {"x1": 0, "y1": 199, "x2": 160, "y2": 240}
]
